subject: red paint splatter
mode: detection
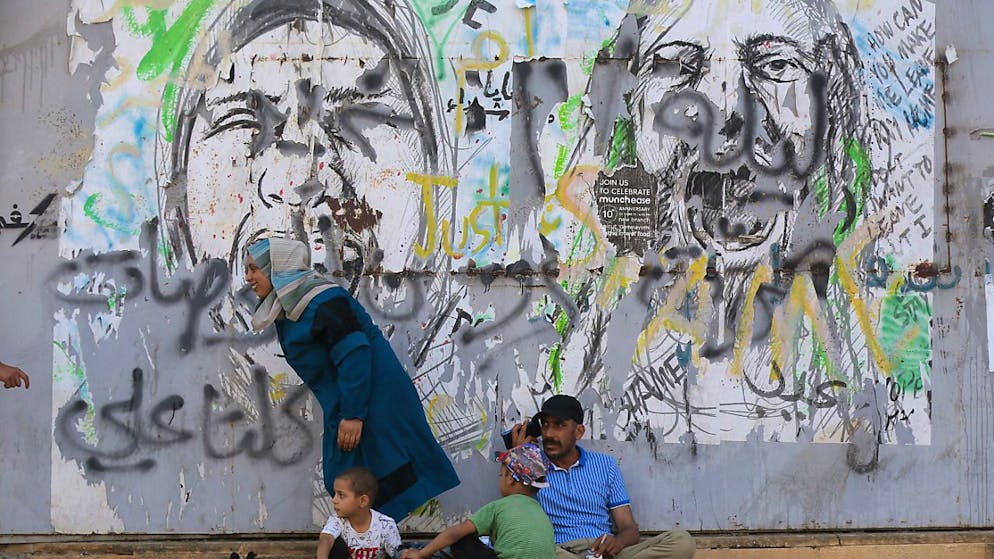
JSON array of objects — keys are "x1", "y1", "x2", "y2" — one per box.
[
  {"x1": 319, "y1": 162, "x2": 325, "y2": 170},
  {"x1": 238, "y1": 194, "x2": 244, "y2": 203}
]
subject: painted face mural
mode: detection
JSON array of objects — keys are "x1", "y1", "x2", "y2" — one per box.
[
  {"x1": 552, "y1": 0, "x2": 934, "y2": 448},
  {"x1": 54, "y1": 0, "x2": 937, "y2": 533},
  {"x1": 160, "y1": 0, "x2": 450, "y2": 277},
  {"x1": 632, "y1": 0, "x2": 851, "y2": 265}
]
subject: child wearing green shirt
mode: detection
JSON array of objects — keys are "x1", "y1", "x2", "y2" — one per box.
[{"x1": 401, "y1": 443, "x2": 555, "y2": 559}]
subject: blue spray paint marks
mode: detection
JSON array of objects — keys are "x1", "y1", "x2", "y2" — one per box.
[{"x1": 851, "y1": 20, "x2": 934, "y2": 130}]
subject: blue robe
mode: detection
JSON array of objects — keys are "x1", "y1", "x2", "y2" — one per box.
[{"x1": 276, "y1": 287, "x2": 460, "y2": 520}]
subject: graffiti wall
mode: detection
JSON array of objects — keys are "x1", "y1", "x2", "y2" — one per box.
[{"x1": 8, "y1": 0, "x2": 981, "y2": 535}]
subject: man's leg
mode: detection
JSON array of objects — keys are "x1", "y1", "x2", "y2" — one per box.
[
  {"x1": 613, "y1": 530, "x2": 696, "y2": 559},
  {"x1": 556, "y1": 537, "x2": 597, "y2": 559}
]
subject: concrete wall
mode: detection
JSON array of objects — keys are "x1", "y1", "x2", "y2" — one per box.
[{"x1": 1, "y1": 0, "x2": 989, "y2": 535}]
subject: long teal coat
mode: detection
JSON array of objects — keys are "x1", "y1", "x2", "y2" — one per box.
[{"x1": 276, "y1": 287, "x2": 459, "y2": 520}]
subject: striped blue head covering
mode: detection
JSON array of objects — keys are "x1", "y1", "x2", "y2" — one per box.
[{"x1": 247, "y1": 238, "x2": 338, "y2": 330}]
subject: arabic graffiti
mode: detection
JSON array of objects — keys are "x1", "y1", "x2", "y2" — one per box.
[
  {"x1": 0, "y1": 193, "x2": 57, "y2": 246},
  {"x1": 56, "y1": 367, "x2": 315, "y2": 472},
  {"x1": 47, "y1": 219, "x2": 272, "y2": 353}
]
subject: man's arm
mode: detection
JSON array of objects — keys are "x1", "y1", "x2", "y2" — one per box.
[
  {"x1": 590, "y1": 505, "x2": 640, "y2": 557},
  {"x1": 609, "y1": 505, "x2": 641, "y2": 547},
  {"x1": 400, "y1": 520, "x2": 477, "y2": 559}
]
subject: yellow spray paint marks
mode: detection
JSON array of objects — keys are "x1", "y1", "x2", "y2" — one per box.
[
  {"x1": 730, "y1": 264, "x2": 772, "y2": 377},
  {"x1": 770, "y1": 274, "x2": 839, "y2": 381},
  {"x1": 556, "y1": 166, "x2": 607, "y2": 267},
  {"x1": 635, "y1": 255, "x2": 708, "y2": 363},
  {"x1": 595, "y1": 256, "x2": 641, "y2": 310},
  {"x1": 523, "y1": 7, "x2": 535, "y2": 58},
  {"x1": 836, "y1": 211, "x2": 895, "y2": 377},
  {"x1": 455, "y1": 31, "x2": 509, "y2": 134},
  {"x1": 405, "y1": 173, "x2": 459, "y2": 259},
  {"x1": 269, "y1": 373, "x2": 288, "y2": 403}
]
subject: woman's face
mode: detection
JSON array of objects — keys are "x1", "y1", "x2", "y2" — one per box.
[
  {"x1": 184, "y1": 19, "x2": 429, "y2": 271},
  {"x1": 244, "y1": 255, "x2": 273, "y2": 298}
]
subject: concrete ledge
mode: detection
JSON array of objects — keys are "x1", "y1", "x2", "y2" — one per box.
[{"x1": 2, "y1": 530, "x2": 992, "y2": 558}]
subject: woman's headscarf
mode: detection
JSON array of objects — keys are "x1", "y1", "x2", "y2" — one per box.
[{"x1": 247, "y1": 238, "x2": 338, "y2": 330}]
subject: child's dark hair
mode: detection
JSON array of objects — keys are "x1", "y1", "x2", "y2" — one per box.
[{"x1": 336, "y1": 467, "x2": 378, "y2": 503}]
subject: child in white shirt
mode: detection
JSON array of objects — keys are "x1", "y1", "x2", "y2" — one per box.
[{"x1": 318, "y1": 467, "x2": 402, "y2": 559}]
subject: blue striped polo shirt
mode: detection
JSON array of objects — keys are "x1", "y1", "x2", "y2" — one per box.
[{"x1": 536, "y1": 445, "x2": 631, "y2": 544}]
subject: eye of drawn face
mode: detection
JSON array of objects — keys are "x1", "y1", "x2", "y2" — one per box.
[
  {"x1": 319, "y1": 86, "x2": 417, "y2": 162},
  {"x1": 648, "y1": 41, "x2": 707, "y2": 89},
  {"x1": 743, "y1": 37, "x2": 811, "y2": 84}
]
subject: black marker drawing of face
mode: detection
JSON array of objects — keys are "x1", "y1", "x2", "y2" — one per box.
[
  {"x1": 158, "y1": 0, "x2": 451, "y2": 276},
  {"x1": 631, "y1": 0, "x2": 862, "y2": 268}
]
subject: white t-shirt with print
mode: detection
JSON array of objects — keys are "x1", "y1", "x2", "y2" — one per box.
[{"x1": 321, "y1": 509, "x2": 401, "y2": 559}]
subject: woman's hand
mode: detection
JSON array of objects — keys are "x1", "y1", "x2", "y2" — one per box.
[
  {"x1": 400, "y1": 549, "x2": 423, "y2": 559},
  {"x1": 337, "y1": 418, "x2": 363, "y2": 452}
]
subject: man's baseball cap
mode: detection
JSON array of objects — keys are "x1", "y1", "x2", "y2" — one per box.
[{"x1": 536, "y1": 394, "x2": 584, "y2": 424}]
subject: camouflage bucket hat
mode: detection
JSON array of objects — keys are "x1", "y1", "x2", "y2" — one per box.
[{"x1": 495, "y1": 443, "x2": 549, "y2": 488}]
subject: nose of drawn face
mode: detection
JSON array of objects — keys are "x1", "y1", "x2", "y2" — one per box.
[{"x1": 695, "y1": 59, "x2": 748, "y2": 158}]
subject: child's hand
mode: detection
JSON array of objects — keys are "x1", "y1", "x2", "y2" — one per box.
[{"x1": 399, "y1": 549, "x2": 423, "y2": 559}]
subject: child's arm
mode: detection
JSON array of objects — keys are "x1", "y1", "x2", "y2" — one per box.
[
  {"x1": 317, "y1": 532, "x2": 336, "y2": 559},
  {"x1": 399, "y1": 520, "x2": 477, "y2": 559}
]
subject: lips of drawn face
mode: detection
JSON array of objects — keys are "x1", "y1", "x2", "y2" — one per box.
[{"x1": 684, "y1": 165, "x2": 778, "y2": 250}]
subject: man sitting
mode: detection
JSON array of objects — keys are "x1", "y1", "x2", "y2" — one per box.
[{"x1": 511, "y1": 395, "x2": 695, "y2": 559}]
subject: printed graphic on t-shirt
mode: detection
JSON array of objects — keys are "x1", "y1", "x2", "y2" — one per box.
[{"x1": 321, "y1": 510, "x2": 401, "y2": 559}]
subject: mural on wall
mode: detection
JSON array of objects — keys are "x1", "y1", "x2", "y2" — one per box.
[{"x1": 56, "y1": 0, "x2": 938, "y2": 531}]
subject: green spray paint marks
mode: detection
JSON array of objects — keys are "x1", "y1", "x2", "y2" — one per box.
[
  {"x1": 813, "y1": 172, "x2": 830, "y2": 218},
  {"x1": 553, "y1": 144, "x2": 570, "y2": 180},
  {"x1": 131, "y1": 0, "x2": 216, "y2": 142},
  {"x1": 83, "y1": 193, "x2": 141, "y2": 236},
  {"x1": 606, "y1": 118, "x2": 636, "y2": 171},
  {"x1": 123, "y1": 7, "x2": 167, "y2": 37},
  {"x1": 557, "y1": 94, "x2": 584, "y2": 132},
  {"x1": 812, "y1": 138, "x2": 871, "y2": 246},
  {"x1": 53, "y1": 340, "x2": 98, "y2": 446},
  {"x1": 548, "y1": 343, "x2": 564, "y2": 392},
  {"x1": 546, "y1": 304, "x2": 574, "y2": 392},
  {"x1": 411, "y1": 0, "x2": 470, "y2": 81},
  {"x1": 834, "y1": 139, "x2": 871, "y2": 245},
  {"x1": 159, "y1": 236, "x2": 178, "y2": 274},
  {"x1": 107, "y1": 287, "x2": 128, "y2": 312},
  {"x1": 581, "y1": 38, "x2": 616, "y2": 76},
  {"x1": 878, "y1": 289, "x2": 931, "y2": 392}
]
